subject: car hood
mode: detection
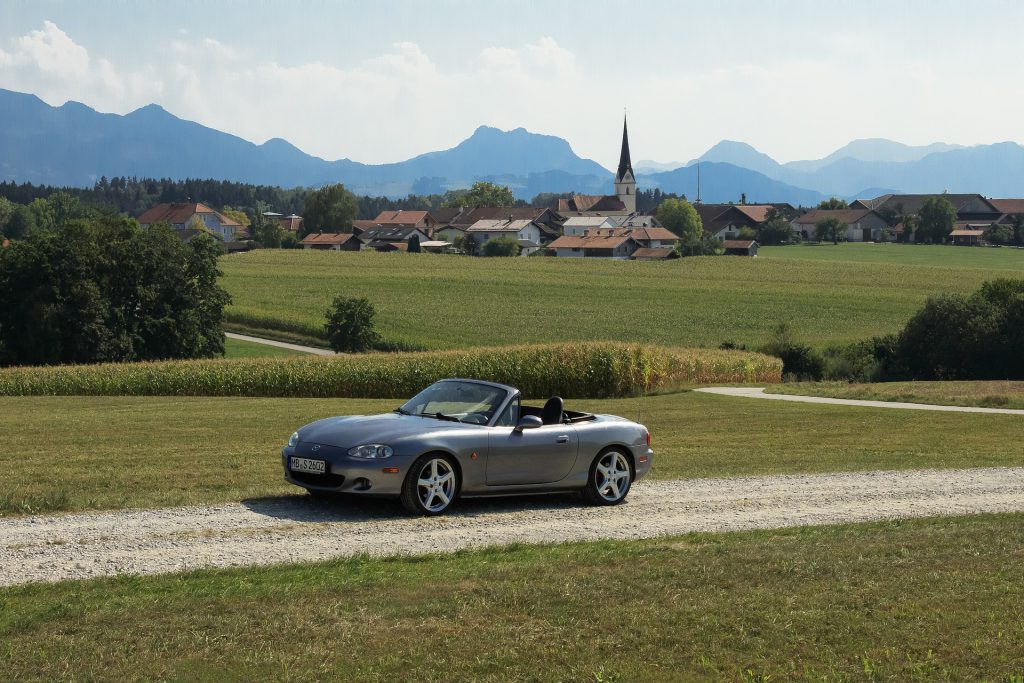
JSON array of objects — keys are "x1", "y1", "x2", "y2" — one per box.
[{"x1": 298, "y1": 412, "x2": 462, "y2": 449}]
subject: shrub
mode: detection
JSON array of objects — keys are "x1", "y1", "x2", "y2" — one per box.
[
  {"x1": 759, "y1": 322, "x2": 824, "y2": 381},
  {"x1": 878, "y1": 279, "x2": 1024, "y2": 380},
  {"x1": 482, "y1": 237, "x2": 520, "y2": 257},
  {"x1": 0, "y1": 342, "x2": 782, "y2": 399},
  {"x1": 325, "y1": 296, "x2": 379, "y2": 352}
]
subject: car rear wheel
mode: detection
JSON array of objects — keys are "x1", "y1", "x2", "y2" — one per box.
[
  {"x1": 401, "y1": 454, "x2": 459, "y2": 515},
  {"x1": 583, "y1": 449, "x2": 632, "y2": 505}
]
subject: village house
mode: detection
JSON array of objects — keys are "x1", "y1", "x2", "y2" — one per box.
[
  {"x1": 137, "y1": 202, "x2": 242, "y2": 241},
  {"x1": 358, "y1": 226, "x2": 431, "y2": 251},
  {"x1": 561, "y1": 216, "x2": 616, "y2": 236},
  {"x1": 791, "y1": 208, "x2": 890, "y2": 242},
  {"x1": 465, "y1": 218, "x2": 543, "y2": 255},
  {"x1": 548, "y1": 234, "x2": 640, "y2": 259},
  {"x1": 630, "y1": 247, "x2": 676, "y2": 260},
  {"x1": 439, "y1": 207, "x2": 561, "y2": 242},
  {"x1": 696, "y1": 203, "x2": 796, "y2": 240},
  {"x1": 299, "y1": 232, "x2": 362, "y2": 251},
  {"x1": 370, "y1": 210, "x2": 438, "y2": 233},
  {"x1": 949, "y1": 229, "x2": 985, "y2": 246}
]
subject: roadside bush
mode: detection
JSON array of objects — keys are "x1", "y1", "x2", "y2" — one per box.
[
  {"x1": 0, "y1": 342, "x2": 782, "y2": 399},
  {"x1": 879, "y1": 279, "x2": 1024, "y2": 380},
  {"x1": 759, "y1": 322, "x2": 824, "y2": 381},
  {"x1": 821, "y1": 337, "x2": 897, "y2": 382},
  {"x1": 325, "y1": 296, "x2": 379, "y2": 353}
]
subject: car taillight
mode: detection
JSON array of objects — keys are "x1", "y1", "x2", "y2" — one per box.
[{"x1": 645, "y1": 431, "x2": 651, "y2": 447}]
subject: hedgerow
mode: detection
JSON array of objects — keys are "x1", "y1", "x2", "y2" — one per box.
[{"x1": 0, "y1": 342, "x2": 780, "y2": 399}]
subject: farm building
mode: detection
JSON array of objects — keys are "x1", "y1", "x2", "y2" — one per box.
[
  {"x1": 631, "y1": 247, "x2": 676, "y2": 260},
  {"x1": 465, "y1": 219, "x2": 544, "y2": 255},
  {"x1": 548, "y1": 234, "x2": 640, "y2": 259},
  {"x1": 792, "y1": 209, "x2": 890, "y2": 242},
  {"x1": 299, "y1": 232, "x2": 361, "y2": 251},
  {"x1": 949, "y1": 229, "x2": 985, "y2": 246},
  {"x1": 723, "y1": 240, "x2": 758, "y2": 256}
]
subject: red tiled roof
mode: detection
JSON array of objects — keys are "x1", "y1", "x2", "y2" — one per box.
[
  {"x1": 949, "y1": 230, "x2": 985, "y2": 237},
  {"x1": 631, "y1": 247, "x2": 675, "y2": 259},
  {"x1": 990, "y1": 199, "x2": 1024, "y2": 215},
  {"x1": 372, "y1": 210, "x2": 434, "y2": 226},
  {"x1": 549, "y1": 235, "x2": 635, "y2": 249},
  {"x1": 300, "y1": 232, "x2": 359, "y2": 245},
  {"x1": 137, "y1": 202, "x2": 241, "y2": 227},
  {"x1": 1, "y1": 238, "x2": 9, "y2": 249},
  {"x1": 723, "y1": 240, "x2": 757, "y2": 249},
  {"x1": 630, "y1": 227, "x2": 679, "y2": 241}
]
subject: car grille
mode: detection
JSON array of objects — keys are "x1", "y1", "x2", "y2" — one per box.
[{"x1": 290, "y1": 471, "x2": 346, "y2": 488}]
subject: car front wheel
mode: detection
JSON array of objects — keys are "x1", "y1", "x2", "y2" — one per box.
[
  {"x1": 401, "y1": 454, "x2": 459, "y2": 515},
  {"x1": 583, "y1": 449, "x2": 632, "y2": 505}
]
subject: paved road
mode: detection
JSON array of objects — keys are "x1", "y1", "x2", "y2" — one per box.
[
  {"x1": 225, "y1": 332, "x2": 333, "y2": 356},
  {"x1": 2, "y1": 467, "x2": 1022, "y2": 586},
  {"x1": 696, "y1": 386, "x2": 1024, "y2": 415}
]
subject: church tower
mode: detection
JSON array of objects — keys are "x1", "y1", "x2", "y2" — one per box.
[{"x1": 614, "y1": 115, "x2": 637, "y2": 212}]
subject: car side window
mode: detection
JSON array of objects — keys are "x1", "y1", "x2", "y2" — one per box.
[{"x1": 494, "y1": 397, "x2": 520, "y2": 427}]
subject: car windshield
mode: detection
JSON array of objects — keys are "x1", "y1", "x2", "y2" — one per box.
[{"x1": 399, "y1": 381, "x2": 508, "y2": 424}]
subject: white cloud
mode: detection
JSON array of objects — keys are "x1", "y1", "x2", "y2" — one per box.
[{"x1": 0, "y1": 21, "x2": 1020, "y2": 170}]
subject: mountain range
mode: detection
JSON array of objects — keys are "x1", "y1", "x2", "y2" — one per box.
[{"x1": 2, "y1": 87, "x2": 1023, "y2": 205}]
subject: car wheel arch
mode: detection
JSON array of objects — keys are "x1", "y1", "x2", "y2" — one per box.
[
  {"x1": 413, "y1": 449, "x2": 464, "y2": 494},
  {"x1": 592, "y1": 443, "x2": 636, "y2": 478}
]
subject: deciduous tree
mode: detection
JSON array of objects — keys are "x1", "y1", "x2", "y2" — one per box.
[
  {"x1": 443, "y1": 181, "x2": 515, "y2": 208},
  {"x1": 656, "y1": 197, "x2": 703, "y2": 244},
  {"x1": 302, "y1": 184, "x2": 357, "y2": 236},
  {"x1": 916, "y1": 196, "x2": 957, "y2": 244}
]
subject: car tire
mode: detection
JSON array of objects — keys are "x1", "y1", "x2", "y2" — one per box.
[
  {"x1": 583, "y1": 448, "x2": 633, "y2": 505},
  {"x1": 400, "y1": 454, "x2": 459, "y2": 516}
]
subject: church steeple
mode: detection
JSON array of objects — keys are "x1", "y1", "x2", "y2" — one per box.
[{"x1": 614, "y1": 114, "x2": 636, "y2": 212}]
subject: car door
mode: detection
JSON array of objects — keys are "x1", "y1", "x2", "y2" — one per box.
[{"x1": 485, "y1": 424, "x2": 579, "y2": 486}]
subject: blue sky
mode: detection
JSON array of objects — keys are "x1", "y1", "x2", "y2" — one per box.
[{"x1": 2, "y1": 0, "x2": 1022, "y2": 169}]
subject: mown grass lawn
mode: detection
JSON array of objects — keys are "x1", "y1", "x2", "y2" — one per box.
[
  {"x1": 223, "y1": 336, "x2": 309, "y2": 358},
  {"x1": 2, "y1": 514, "x2": 1023, "y2": 681},
  {"x1": 769, "y1": 380, "x2": 1024, "y2": 410},
  {"x1": 218, "y1": 247, "x2": 1024, "y2": 351},
  {"x1": 2, "y1": 391, "x2": 1022, "y2": 515}
]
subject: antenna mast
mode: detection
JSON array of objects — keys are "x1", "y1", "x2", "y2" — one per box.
[{"x1": 696, "y1": 161, "x2": 701, "y2": 204}]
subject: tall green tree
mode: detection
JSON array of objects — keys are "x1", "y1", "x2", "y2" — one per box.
[
  {"x1": 814, "y1": 216, "x2": 846, "y2": 244},
  {"x1": 817, "y1": 197, "x2": 849, "y2": 210},
  {"x1": 443, "y1": 181, "x2": 514, "y2": 208},
  {"x1": 656, "y1": 197, "x2": 703, "y2": 244},
  {"x1": 916, "y1": 196, "x2": 957, "y2": 243},
  {"x1": 301, "y1": 184, "x2": 357, "y2": 236},
  {"x1": 0, "y1": 216, "x2": 230, "y2": 366},
  {"x1": 757, "y1": 208, "x2": 796, "y2": 245}
]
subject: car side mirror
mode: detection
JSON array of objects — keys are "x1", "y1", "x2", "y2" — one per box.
[{"x1": 513, "y1": 415, "x2": 543, "y2": 433}]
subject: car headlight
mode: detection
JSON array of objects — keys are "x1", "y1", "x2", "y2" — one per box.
[
  {"x1": 288, "y1": 432, "x2": 299, "y2": 448},
  {"x1": 347, "y1": 444, "x2": 394, "y2": 459}
]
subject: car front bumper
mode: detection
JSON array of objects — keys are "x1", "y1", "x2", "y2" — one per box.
[{"x1": 282, "y1": 448, "x2": 407, "y2": 496}]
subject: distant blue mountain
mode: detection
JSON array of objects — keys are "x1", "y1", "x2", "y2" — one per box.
[
  {"x1": 5, "y1": 87, "x2": 1021, "y2": 204},
  {"x1": 638, "y1": 163, "x2": 826, "y2": 206},
  {"x1": 0, "y1": 89, "x2": 609, "y2": 199}
]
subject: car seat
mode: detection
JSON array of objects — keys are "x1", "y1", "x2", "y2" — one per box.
[{"x1": 541, "y1": 396, "x2": 564, "y2": 425}]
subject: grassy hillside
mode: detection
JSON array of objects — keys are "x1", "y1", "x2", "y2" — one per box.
[
  {"x1": 4, "y1": 515, "x2": 1024, "y2": 681},
  {"x1": 769, "y1": 380, "x2": 1024, "y2": 409},
  {"x1": 219, "y1": 247, "x2": 1024, "y2": 350},
  {"x1": 3, "y1": 391, "x2": 1022, "y2": 515}
]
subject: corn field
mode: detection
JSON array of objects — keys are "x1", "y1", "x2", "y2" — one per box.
[{"x1": 0, "y1": 342, "x2": 781, "y2": 399}]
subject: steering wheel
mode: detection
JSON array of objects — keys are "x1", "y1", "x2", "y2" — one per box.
[{"x1": 462, "y1": 412, "x2": 489, "y2": 425}]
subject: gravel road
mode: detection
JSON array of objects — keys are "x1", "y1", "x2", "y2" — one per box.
[{"x1": 3, "y1": 467, "x2": 1023, "y2": 587}]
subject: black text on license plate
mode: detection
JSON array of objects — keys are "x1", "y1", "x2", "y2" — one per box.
[{"x1": 291, "y1": 457, "x2": 326, "y2": 474}]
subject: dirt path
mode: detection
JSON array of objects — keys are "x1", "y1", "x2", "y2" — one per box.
[
  {"x1": 696, "y1": 386, "x2": 1024, "y2": 415},
  {"x1": 2, "y1": 467, "x2": 1022, "y2": 587},
  {"x1": 225, "y1": 332, "x2": 331, "y2": 356}
]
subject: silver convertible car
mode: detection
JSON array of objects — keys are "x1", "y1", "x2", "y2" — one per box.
[{"x1": 282, "y1": 378, "x2": 654, "y2": 515}]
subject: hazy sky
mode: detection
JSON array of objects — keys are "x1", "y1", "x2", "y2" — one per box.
[{"x1": 2, "y1": 0, "x2": 1022, "y2": 170}]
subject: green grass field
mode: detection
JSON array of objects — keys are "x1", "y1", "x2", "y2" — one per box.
[
  {"x1": 3, "y1": 514, "x2": 1023, "y2": 681},
  {"x1": 223, "y1": 336, "x2": 308, "y2": 358},
  {"x1": 769, "y1": 380, "x2": 1024, "y2": 410},
  {"x1": 760, "y1": 242, "x2": 1024, "y2": 268},
  {"x1": 3, "y1": 391, "x2": 1022, "y2": 515},
  {"x1": 219, "y1": 246, "x2": 1024, "y2": 351}
]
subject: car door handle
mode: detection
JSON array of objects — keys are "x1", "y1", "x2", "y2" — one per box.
[{"x1": 556, "y1": 435, "x2": 569, "y2": 444}]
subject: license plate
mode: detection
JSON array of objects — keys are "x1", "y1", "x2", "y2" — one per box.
[{"x1": 290, "y1": 457, "x2": 326, "y2": 474}]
